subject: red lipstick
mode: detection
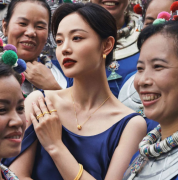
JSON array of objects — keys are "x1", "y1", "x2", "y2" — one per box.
[{"x1": 63, "y1": 58, "x2": 76, "y2": 68}]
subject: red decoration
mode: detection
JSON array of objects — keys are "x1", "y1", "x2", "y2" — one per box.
[
  {"x1": 170, "y1": 2, "x2": 178, "y2": 13},
  {"x1": 173, "y1": 15, "x2": 178, "y2": 20},
  {"x1": 134, "y1": 4, "x2": 142, "y2": 15},
  {"x1": 0, "y1": 38, "x2": 3, "y2": 47}
]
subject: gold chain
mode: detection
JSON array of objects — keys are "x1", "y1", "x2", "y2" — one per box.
[{"x1": 71, "y1": 90, "x2": 110, "y2": 130}]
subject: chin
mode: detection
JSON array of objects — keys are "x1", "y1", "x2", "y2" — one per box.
[
  {"x1": 144, "y1": 109, "x2": 160, "y2": 122},
  {"x1": 2, "y1": 147, "x2": 21, "y2": 159}
]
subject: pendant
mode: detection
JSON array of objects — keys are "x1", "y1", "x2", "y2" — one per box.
[
  {"x1": 77, "y1": 125, "x2": 82, "y2": 130},
  {"x1": 107, "y1": 61, "x2": 122, "y2": 81}
]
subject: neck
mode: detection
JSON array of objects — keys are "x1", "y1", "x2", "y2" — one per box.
[
  {"x1": 160, "y1": 119, "x2": 178, "y2": 140},
  {"x1": 116, "y1": 14, "x2": 125, "y2": 30},
  {"x1": 71, "y1": 66, "x2": 111, "y2": 110}
]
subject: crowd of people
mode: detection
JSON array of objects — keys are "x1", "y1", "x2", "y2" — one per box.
[{"x1": 0, "y1": 0, "x2": 178, "y2": 180}]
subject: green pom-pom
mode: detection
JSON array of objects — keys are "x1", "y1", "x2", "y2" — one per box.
[
  {"x1": 153, "y1": 19, "x2": 166, "y2": 25},
  {"x1": 2, "y1": 50, "x2": 18, "y2": 66},
  {"x1": 63, "y1": 0, "x2": 73, "y2": 3}
]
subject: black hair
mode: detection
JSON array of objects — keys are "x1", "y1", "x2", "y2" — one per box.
[
  {"x1": 137, "y1": 20, "x2": 178, "y2": 56},
  {"x1": 0, "y1": 61, "x2": 21, "y2": 84},
  {"x1": 0, "y1": 4, "x2": 7, "y2": 10},
  {"x1": 51, "y1": 3, "x2": 117, "y2": 66},
  {"x1": 4, "y1": 0, "x2": 51, "y2": 33}
]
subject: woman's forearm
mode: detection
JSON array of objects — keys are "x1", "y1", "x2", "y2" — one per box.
[{"x1": 48, "y1": 142, "x2": 96, "y2": 180}]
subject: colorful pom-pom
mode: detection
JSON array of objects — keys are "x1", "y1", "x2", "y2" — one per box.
[
  {"x1": 134, "y1": 4, "x2": 142, "y2": 14},
  {"x1": 2, "y1": 50, "x2": 18, "y2": 66},
  {"x1": 153, "y1": 19, "x2": 166, "y2": 25},
  {"x1": 0, "y1": 38, "x2": 3, "y2": 47},
  {"x1": 63, "y1": 0, "x2": 73, "y2": 3},
  {"x1": 3, "y1": 44, "x2": 17, "y2": 53},
  {"x1": 157, "y1": 11, "x2": 171, "y2": 21},
  {"x1": 13, "y1": 59, "x2": 26, "y2": 73},
  {"x1": 170, "y1": 2, "x2": 178, "y2": 13},
  {"x1": 173, "y1": 15, "x2": 178, "y2": 20},
  {"x1": 21, "y1": 73, "x2": 26, "y2": 85}
]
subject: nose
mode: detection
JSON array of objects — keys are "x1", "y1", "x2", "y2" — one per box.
[
  {"x1": 8, "y1": 111, "x2": 25, "y2": 129},
  {"x1": 24, "y1": 25, "x2": 36, "y2": 38},
  {"x1": 137, "y1": 70, "x2": 153, "y2": 88},
  {"x1": 61, "y1": 39, "x2": 72, "y2": 56}
]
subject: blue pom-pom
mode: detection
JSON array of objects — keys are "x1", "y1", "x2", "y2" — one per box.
[
  {"x1": 2, "y1": 50, "x2": 18, "y2": 66},
  {"x1": 13, "y1": 59, "x2": 27, "y2": 73}
]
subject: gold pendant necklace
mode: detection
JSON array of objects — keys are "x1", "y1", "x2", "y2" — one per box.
[{"x1": 71, "y1": 90, "x2": 110, "y2": 130}]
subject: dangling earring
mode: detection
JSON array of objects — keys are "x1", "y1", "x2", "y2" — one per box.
[
  {"x1": 107, "y1": 50, "x2": 122, "y2": 81},
  {"x1": 103, "y1": 54, "x2": 106, "y2": 59}
]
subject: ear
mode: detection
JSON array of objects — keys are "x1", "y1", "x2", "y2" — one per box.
[
  {"x1": 2, "y1": 20, "x2": 8, "y2": 37},
  {"x1": 102, "y1": 36, "x2": 115, "y2": 56}
]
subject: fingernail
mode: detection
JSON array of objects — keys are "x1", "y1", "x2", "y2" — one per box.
[{"x1": 32, "y1": 102, "x2": 36, "y2": 105}]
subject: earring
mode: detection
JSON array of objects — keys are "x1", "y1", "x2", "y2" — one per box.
[{"x1": 103, "y1": 54, "x2": 106, "y2": 59}]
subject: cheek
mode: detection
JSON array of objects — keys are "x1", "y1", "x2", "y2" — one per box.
[{"x1": 134, "y1": 74, "x2": 139, "y2": 91}]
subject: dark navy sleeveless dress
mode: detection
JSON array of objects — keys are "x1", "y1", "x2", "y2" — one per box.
[{"x1": 2, "y1": 113, "x2": 140, "y2": 180}]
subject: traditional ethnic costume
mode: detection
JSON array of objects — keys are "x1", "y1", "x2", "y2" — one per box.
[{"x1": 123, "y1": 125, "x2": 178, "y2": 180}]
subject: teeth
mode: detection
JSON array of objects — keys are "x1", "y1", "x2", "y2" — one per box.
[
  {"x1": 104, "y1": 2, "x2": 116, "y2": 6},
  {"x1": 22, "y1": 43, "x2": 34, "y2": 47},
  {"x1": 6, "y1": 136, "x2": 21, "y2": 139},
  {"x1": 142, "y1": 94, "x2": 160, "y2": 101}
]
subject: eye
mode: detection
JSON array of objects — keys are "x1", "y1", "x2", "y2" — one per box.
[
  {"x1": 145, "y1": 23, "x2": 153, "y2": 26},
  {"x1": 0, "y1": 108, "x2": 6, "y2": 113},
  {"x1": 73, "y1": 36, "x2": 83, "y2": 41},
  {"x1": 19, "y1": 22, "x2": 27, "y2": 26},
  {"x1": 0, "y1": 107, "x2": 7, "y2": 115},
  {"x1": 154, "y1": 64, "x2": 164, "y2": 70},
  {"x1": 17, "y1": 106, "x2": 25, "y2": 114},
  {"x1": 56, "y1": 39, "x2": 63, "y2": 45},
  {"x1": 137, "y1": 66, "x2": 144, "y2": 72},
  {"x1": 37, "y1": 26, "x2": 45, "y2": 30}
]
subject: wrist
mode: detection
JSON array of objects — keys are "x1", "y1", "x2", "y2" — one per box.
[{"x1": 47, "y1": 141, "x2": 65, "y2": 157}]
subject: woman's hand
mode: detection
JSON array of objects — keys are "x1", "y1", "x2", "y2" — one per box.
[
  {"x1": 24, "y1": 61, "x2": 61, "y2": 90},
  {"x1": 30, "y1": 96, "x2": 62, "y2": 153}
]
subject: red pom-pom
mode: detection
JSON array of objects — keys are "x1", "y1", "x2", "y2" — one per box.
[
  {"x1": 157, "y1": 11, "x2": 171, "y2": 20},
  {"x1": 134, "y1": 4, "x2": 142, "y2": 14},
  {"x1": 21, "y1": 73, "x2": 25, "y2": 85},
  {"x1": 0, "y1": 38, "x2": 3, "y2": 47},
  {"x1": 173, "y1": 15, "x2": 178, "y2": 20},
  {"x1": 170, "y1": 2, "x2": 178, "y2": 13}
]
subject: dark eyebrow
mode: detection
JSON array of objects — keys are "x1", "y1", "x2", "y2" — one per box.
[
  {"x1": 0, "y1": 99, "x2": 24, "y2": 105},
  {"x1": 18, "y1": 99, "x2": 24, "y2": 104},
  {"x1": 137, "y1": 58, "x2": 168, "y2": 65},
  {"x1": 17, "y1": 17, "x2": 47, "y2": 26},
  {"x1": 137, "y1": 60, "x2": 144, "y2": 65},
  {"x1": 56, "y1": 29, "x2": 88, "y2": 36},
  {"x1": 145, "y1": 16, "x2": 155, "y2": 21},
  {"x1": 151, "y1": 58, "x2": 168, "y2": 63},
  {"x1": 0, "y1": 99, "x2": 10, "y2": 104}
]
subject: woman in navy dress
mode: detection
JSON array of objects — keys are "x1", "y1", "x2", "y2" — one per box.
[{"x1": 2, "y1": 3, "x2": 146, "y2": 180}]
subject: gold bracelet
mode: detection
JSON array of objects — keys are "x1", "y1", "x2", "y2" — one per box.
[{"x1": 74, "y1": 164, "x2": 83, "y2": 180}]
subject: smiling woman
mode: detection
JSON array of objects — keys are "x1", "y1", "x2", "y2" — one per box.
[
  {"x1": 2, "y1": 0, "x2": 68, "y2": 95},
  {"x1": 0, "y1": 62, "x2": 26, "y2": 180},
  {"x1": 123, "y1": 20, "x2": 178, "y2": 180}
]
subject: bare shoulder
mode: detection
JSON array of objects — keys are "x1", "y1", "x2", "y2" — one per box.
[{"x1": 125, "y1": 115, "x2": 147, "y2": 136}]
